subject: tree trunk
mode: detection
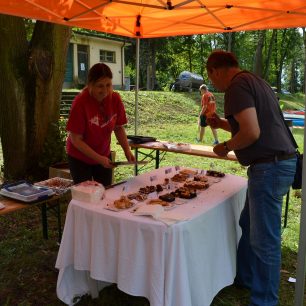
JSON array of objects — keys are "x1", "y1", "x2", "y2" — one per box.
[
  {"x1": 146, "y1": 64, "x2": 152, "y2": 90},
  {"x1": 0, "y1": 15, "x2": 28, "y2": 179},
  {"x1": 276, "y1": 29, "x2": 295, "y2": 93},
  {"x1": 263, "y1": 30, "x2": 277, "y2": 80},
  {"x1": 227, "y1": 33, "x2": 232, "y2": 51},
  {"x1": 151, "y1": 42, "x2": 157, "y2": 89},
  {"x1": 223, "y1": 32, "x2": 236, "y2": 53},
  {"x1": 146, "y1": 39, "x2": 157, "y2": 90},
  {"x1": 183, "y1": 36, "x2": 193, "y2": 72},
  {"x1": 253, "y1": 31, "x2": 265, "y2": 76},
  {"x1": 0, "y1": 15, "x2": 71, "y2": 180},
  {"x1": 289, "y1": 60, "x2": 296, "y2": 93}
]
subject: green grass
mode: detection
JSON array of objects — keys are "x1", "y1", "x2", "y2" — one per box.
[{"x1": 0, "y1": 90, "x2": 305, "y2": 305}]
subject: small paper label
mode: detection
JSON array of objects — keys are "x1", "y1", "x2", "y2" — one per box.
[
  {"x1": 288, "y1": 277, "x2": 296, "y2": 283},
  {"x1": 165, "y1": 168, "x2": 172, "y2": 174},
  {"x1": 150, "y1": 175, "x2": 157, "y2": 182}
]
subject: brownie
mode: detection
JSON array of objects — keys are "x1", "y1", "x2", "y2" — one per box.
[{"x1": 159, "y1": 193, "x2": 175, "y2": 202}]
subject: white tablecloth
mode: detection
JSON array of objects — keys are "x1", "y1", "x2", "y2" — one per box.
[{"x1": 55, "y1": 167, "x2": 247, "y2": 306}]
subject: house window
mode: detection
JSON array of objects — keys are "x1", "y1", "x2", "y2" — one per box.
[{"x1": 100, "y1": 50, "x2": 116, "y2": 63}]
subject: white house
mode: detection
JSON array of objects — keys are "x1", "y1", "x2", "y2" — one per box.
[{"x1": 63, "y1": 31, "x2": 130, "y2": 89}]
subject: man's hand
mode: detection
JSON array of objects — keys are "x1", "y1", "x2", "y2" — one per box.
[
  {"x1": 213, "y1": 142, "x2": 229, "y2": 157},
  {"x1": 206, "y1": 113, "x2": 222, "y2": 129}
]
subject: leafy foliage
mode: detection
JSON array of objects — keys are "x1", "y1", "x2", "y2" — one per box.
[
  {"x1": 124, "y1": 29, "x2": 306, "y2": 94},
  {"x1": 38, "y1": 121, "x2": 67, "y2": 174}
]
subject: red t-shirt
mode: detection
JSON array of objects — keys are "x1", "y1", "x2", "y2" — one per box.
[
  {"x1": 66, "y1": 88, "x2": 127, "y2": 164},
  {"x1": 201, "y1": 91, "x2": 216, "y2": 116}
]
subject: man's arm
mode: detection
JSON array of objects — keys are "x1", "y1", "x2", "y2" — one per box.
[
  {"x1": 206, "y1": 113, "x2": 231, "y2": 131},
  {"x1": 213, "y1": 107, "x2": 260, "y2": 157},
  {"x1": 200, "y1": 104, "x2": 207, "y2": 115},
  {"x1": 227, "y1": 107, "x2": 260, "y2": 149}
]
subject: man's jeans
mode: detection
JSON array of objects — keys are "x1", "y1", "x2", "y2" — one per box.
[{"x1": 236, "y1": 157, "x2": 296, "y2": 306}]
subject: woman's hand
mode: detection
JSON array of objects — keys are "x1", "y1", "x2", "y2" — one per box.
[
  {"x1": 99, "y1": 155, "x2": 115, "y2": 168},
  {"x1": 125, "y1": 149, "x2": 135, "y2": 162},
  {"x1": 70, "y1": 133, "x2": 116, "y2": 167}
]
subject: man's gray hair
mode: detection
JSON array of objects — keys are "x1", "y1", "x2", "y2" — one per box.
[{"x1": 199, "y1": 84, "x2": 207, "y2": 91}]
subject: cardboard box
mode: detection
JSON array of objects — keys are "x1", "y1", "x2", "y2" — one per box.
[
  {"x1": 49, "y1": 162, "x2": 72, "y2": 180},
  {"x1": 49, "y1": 151, "x2": 116, "y2": 183}
]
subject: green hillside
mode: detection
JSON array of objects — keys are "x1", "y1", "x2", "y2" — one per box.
[
  {"x1": 120, "y1": 91, "x2": 201, "y2": 127},
  {"x1": 119, "y1": 90, "x2": 305, "y2": 129},
  {"x1": 118, "y1": 90, "x2": 304, "y2": 140},
  {"x1": 278, "y1": 92, "x2": 305, "y2": 110},
  {"x1": 119, "y1": 90, "x2": 225, "y2": 138},
  {"x1": 111, "y1": 90, "x2": 304, "y2": 183}
]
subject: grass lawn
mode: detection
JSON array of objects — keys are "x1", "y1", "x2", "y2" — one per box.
[{"x1": 0, "y1": 90, "x2": 305, "y2": 305}]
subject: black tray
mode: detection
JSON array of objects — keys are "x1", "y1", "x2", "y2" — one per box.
[{"x1": 127, "y1": 135, "x2": 157, "y2": 144}]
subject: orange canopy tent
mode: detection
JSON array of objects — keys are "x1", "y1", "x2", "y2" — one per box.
[
  {"x1": 1, "y1": 1, "x2": 306, "y2": 305},
  {"x1": 1, "y1": 0, "x2": 306, "y2": 38}
]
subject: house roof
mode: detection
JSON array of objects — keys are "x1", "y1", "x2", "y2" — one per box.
[{"x1": 72, "y1": 30, "x2": 132, "y2": 44}]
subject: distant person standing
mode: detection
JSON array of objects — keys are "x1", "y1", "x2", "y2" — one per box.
[{"x1": 196, "y1": 84, "x2": 219, "y2": 144}]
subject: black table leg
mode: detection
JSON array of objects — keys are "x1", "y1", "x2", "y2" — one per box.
[
  {"x1": 284, "y1": 190, "x2": 290, "y2": 228},
  {"x1": 156, "y1": 150, "x2": 160, "y2": 169},
  {"x1": 56, "y1": 200, "x2": 62, "y2": 242},
  {"x1": 135, "y1": 148, "x2": 139, "y2": 175},
  {"x1": 41, "y1": 203, "x2": 48, "y2": 239}
]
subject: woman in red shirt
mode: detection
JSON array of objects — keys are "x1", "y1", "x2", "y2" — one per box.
[{"x1": 66, "y1": 63, "x2": 135, "y2": 185}]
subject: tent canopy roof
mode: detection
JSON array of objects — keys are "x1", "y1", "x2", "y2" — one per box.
[
  {"x1": 1, "y1": 0, "x2": 306, "y2": 38},
  {"x1": 1, "y1": 2, "x2": 306, "y2": 306}
]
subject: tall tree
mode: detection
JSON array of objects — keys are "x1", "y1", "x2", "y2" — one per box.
[
  {"x1": 253, "y1": 31, "x2": 266, "y2": 76},
  {"x1": 289, "y1": 60, "x2": 298, "y2": 93},
  {"x1": 263, "y1": 30, "x2": 277, "y2": 81},
  {"x1": 223, "y1": 32, "x2": 236, "y2": 54},
  {"x1": 146, "y1": 38, "x2": 165, "y2": 90},
  {"x1": 0, "y1": 14, "x2": 71, "y2": 180},
  {"x1": 282, "y1": 29, "x2": 303, "y2": 93},
  {"x1": 181, "y1": 36, "x2": 195, "y2": 72},
  {"x1": 274, "y1": 29, "x2": 297, "y2": 91}
]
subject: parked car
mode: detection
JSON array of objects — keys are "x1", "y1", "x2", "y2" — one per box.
[
  {"x1": 271, "y1": 86, "x2": 291, "y2": 95},
  {"x1": 281, "y1": 89, "x2": 291, "y2": 95},
  {"x1": 171, "y1": 71, "x2": 204, "y2": 92}
]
